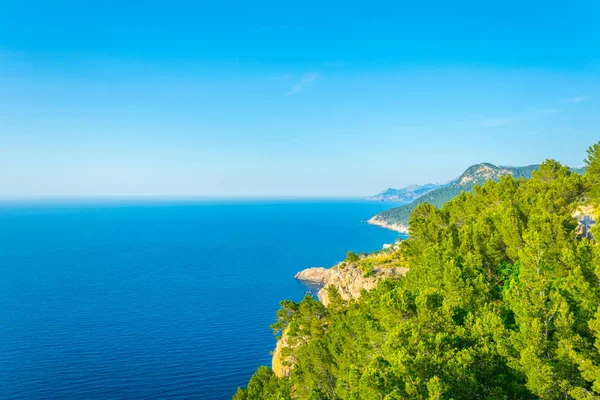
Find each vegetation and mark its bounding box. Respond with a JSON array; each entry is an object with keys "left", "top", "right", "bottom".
[
  {"left": 368, "top": 183, "right": 450, "bottom": 202},
  {"left": 585, "top": 142, "right": 600, "bottom": 205},
  {"left": 345, "top": 251, "right": 359, "bottom": 263},
  {"left": 235, "top": 143, "right": 600, "bottom": 399},
  {"left": 374, "top": 163, "right": 585, "bottom": 229},
  {"left": 353, "top": 248, "right": 406, "bottom": 274},
  {"left": 342, "top": 244, "right": 407, "bottom": 277}
]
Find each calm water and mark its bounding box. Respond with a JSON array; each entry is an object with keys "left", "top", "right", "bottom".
[{"left": 0, "top": 200, "right": 401, "bottom": 399}]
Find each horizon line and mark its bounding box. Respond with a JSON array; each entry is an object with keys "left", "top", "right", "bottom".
[{"left": 0, "top": 195, "right": 376, "bottom": 203}]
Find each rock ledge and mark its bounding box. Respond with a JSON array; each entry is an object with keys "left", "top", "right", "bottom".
[{"left": 296, "top": 264, "right": 408, "bottom": 307}]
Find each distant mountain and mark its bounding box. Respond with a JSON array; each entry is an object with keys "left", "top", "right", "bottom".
[
  {"left": 369, "top": 163, "right": 541, "bottom": 233},
  {"left": 367, "top": 182, "right": 451, "bottom": 202},
  {"left": 571, "top": 166, "right": 587, "bottom": 175}
]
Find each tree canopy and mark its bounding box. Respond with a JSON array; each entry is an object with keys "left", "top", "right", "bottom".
[{"left": 235, "top": 142, "right": 600, "bottom": 400}]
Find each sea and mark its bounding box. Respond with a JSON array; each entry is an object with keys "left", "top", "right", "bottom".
[{"left": 0, "top": 199, "right": 402, "bottom": 399}]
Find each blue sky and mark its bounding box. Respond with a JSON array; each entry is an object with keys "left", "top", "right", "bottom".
[{"left": 1, "top": 0, "right": 599, "bottom": 197}]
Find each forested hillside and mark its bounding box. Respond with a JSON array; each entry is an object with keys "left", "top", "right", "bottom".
[
  {"left": 367, "top": 183, "right": 451, "bottom": 202},
  {"left": 234, "top": 142, "right": 600, "bottom": 400},
  {"left": 370, "top": 163, "right": 540, "bottom": 232},
  {"left": 371, "top": 164, "right": 586, "bottom": 232}
]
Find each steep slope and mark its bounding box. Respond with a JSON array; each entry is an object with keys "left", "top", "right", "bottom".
[
  {"left": 272, "top": 248, "right": 409, "bottom": 378},
  {"left": 235, "top": 157, "right": 598, "bottom": 400},
  {"left": 369, "top": 163, "right": 539, "bottom": 232},
  {"left": 295, "top": 263, "right": 408, "bottom": 307},
  {"left": 367, "top": 182, "right": 451, "bottom": 202}
]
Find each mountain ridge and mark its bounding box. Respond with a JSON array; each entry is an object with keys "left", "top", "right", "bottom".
[
  {"left": 369, "top": 162, "right": 546, "bottom": 233},
  {"left": 367, "top": 182, "right": 452, "bottom": 202}
]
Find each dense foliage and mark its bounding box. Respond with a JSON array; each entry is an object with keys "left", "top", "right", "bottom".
[
  {"left": 235, "top": 144, "right": 600, "bottom": 399},
  {"left": 374, "top": 163, "right": 585, "bottom": 228},
  {"left": 586, "top": 143, "right": 600, "bottom": 205}
]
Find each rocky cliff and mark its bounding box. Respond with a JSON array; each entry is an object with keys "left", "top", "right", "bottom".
[
  {"left": 295, "top": 263, "right": 408, "bottom": 307},
  {"left": 272, "top": 261, "right": 408, "bottom": 377},
  {"left": 367, "top": 216, "right": 409, "bottom": 234},
  {"left": 272, "top": 327, "right": 292, "bottom": 379}
]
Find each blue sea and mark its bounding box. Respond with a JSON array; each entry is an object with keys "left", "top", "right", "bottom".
[{"left": 0, "top": 200, "right": 401, "bottom": 399}]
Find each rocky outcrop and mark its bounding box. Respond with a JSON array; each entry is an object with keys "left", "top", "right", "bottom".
[
  {"left": 574, "top": 205, "right": 597, "bottom": 240},
  {"left": 278, "top": 259, "right": 408, "bottom": 375},
  {"left": 272, "top": 327, "right": 292, "bottom": 378},
  {"left": 294, "top": 267, "right": 331, "bottom": 286},
  {"left": 295, "top": 263, "right": 408, "bottom": 307},
  {"left": 367, "top": 216, "right": 409, "bottom": 234}
]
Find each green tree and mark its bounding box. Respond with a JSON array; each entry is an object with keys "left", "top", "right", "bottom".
[
  {"left": 585, "top": 141, "right": 600, "bottom": 204},
  {"left": 236, "top": 143, "right": 600, "bottom": 399},
  {"left": 233, "top": 366, "right": 291, "bottom": 400},
  {"left": 345, "top": 250, "right": 359, "bottom": 263}
]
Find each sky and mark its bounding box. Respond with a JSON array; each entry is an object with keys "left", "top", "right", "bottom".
[{"left": 0, "top": 0, "right": 599, "bottom": 197}]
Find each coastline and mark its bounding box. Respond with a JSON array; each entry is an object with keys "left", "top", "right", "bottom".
[{"left": 367, "top": 216, "right": 409, "bottom": 234}]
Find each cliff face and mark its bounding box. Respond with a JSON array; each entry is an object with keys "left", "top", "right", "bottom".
[
  {"left": 272, "top": 262, "right": 408, "bottom": 376},
  {"left": 367, "top": 216, "right": 409, "bottom": 234},
  {"left": 295, "top": 263, "right": 408, "bottom": 307},
  {"left": 272, "top": 327, "right": 292, "bottom": 379}
]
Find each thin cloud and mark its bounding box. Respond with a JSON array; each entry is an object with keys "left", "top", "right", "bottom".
[
  {"left": 567, "top": 95, "right": 591, "bottom": 103},
  {"left": 284, "top": 72, "right": 321, "bottom": 96}
]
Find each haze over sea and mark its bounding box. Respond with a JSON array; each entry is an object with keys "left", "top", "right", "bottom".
[{"left": 0, "top": 200, "right": 400, "bottom": 399}]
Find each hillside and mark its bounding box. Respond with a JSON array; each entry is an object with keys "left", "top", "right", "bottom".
[
  {"left": 369, "top": 163, "right": 539, "bottom": 232},
  {"left": 234, "top": 145, "right": 600, "bottom": 399},
  {"left": 367, "top": 182, "right": 451, "bottom": 202}
]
